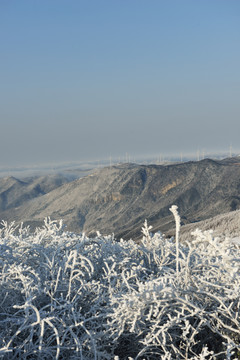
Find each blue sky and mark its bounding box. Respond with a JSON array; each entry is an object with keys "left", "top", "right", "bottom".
[{"left": 1, "top": 1, "right": 240, "bottom": 167}]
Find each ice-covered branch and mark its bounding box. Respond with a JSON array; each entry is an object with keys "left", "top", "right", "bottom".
[{"left": 0, "top": 215, "right": 240, "bottom": 359}]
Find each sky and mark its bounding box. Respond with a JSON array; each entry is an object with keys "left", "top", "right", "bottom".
[{"left": 1, "top": 0, "right": 240, "bottom": 167}]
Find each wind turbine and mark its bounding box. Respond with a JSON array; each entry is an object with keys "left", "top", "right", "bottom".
[{"left": 229, "top": 144, "right": 232, "bottom": 158}]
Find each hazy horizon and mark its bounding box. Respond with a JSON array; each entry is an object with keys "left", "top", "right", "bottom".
[
  {"left": 1, "top": 1, "right": 240, "bottom": 167},
  {"left": 1, "top": 150, "right": 239, "bottom": 180}
]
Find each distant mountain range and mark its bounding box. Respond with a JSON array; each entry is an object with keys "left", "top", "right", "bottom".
[
  {"left": 1, "top": 157, "right": 240, "bottom": 239},
  {"left": 0, "top": 174, "right": 69, "bottom": 212}
]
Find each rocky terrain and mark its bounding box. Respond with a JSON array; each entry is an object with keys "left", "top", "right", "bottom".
[{"left": 1, "top": 156, "right": 240, "bottom": 239}]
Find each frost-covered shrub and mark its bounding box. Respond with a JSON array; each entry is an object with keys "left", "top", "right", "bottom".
[{"left": 0, "top": 211, "right": 240, "bottom": 359}]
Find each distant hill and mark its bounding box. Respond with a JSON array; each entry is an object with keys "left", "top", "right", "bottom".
[
  {"left": 0, "top": 174, "right": 70, "bottom": 212},
  {"left": 1, "top": 157, "right": 240, "bottom": 239}
]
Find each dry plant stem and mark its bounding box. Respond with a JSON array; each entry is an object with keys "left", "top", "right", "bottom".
[{"left": 170, "top": 205, "right": 181, "bottom": 280}]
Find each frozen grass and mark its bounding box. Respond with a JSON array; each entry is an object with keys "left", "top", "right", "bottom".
[{"left": 0, "top": 208, "right": 240, "bottom": 359}]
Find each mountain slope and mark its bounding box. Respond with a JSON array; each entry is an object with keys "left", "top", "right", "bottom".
[
  {"left": 2, "top": 157, "right": 240, "bottom": 239},
  {"left": 0, "top": 174, "right": 70, "bottom": 212},
  {"left": 169, "top": 209, "right": 240, "bottom": 243}
]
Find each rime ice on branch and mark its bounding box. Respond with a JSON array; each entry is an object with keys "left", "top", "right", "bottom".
[{"left": 0, "top": 210, "right": 240, "bottom": 359}]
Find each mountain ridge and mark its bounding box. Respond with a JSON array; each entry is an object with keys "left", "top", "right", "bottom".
[{"left": 1, "top": 157, "right": 240, "bottom": 239}]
